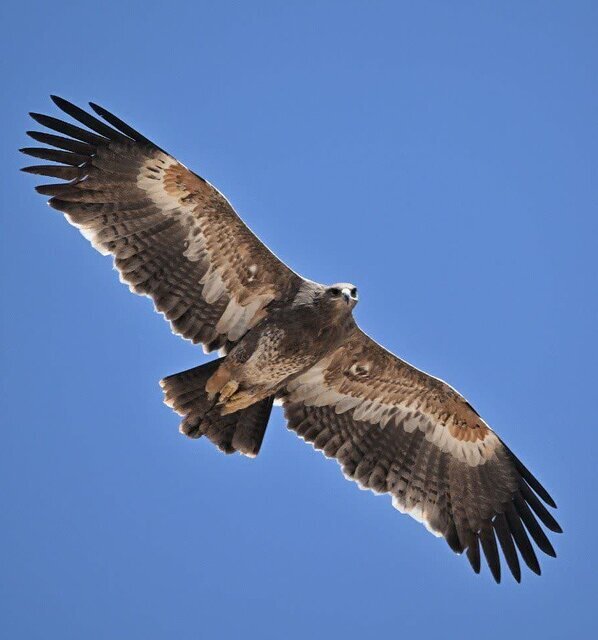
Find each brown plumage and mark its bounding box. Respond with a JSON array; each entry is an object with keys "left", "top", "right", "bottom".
[{"left": 21, "top": 96, "right": 561, "bottom": 583}]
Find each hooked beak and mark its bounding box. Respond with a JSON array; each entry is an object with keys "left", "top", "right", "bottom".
[{"left": 341, "top": 288, "right": 352, "bottom": 304}]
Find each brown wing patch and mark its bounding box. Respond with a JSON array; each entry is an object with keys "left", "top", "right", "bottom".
[
  {"left": 448, "top": 420, "right": 490, "bottom": 442},
  {"left": 162, "top": 161, "right": 208, "bottom": 201}
]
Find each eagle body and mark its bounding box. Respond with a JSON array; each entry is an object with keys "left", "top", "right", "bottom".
[
  {"left": 21, "top": 96, "right": 562, "bottom": 583},
  {"left": 211, "top": 281, "right": 359, "bottom": 414}
]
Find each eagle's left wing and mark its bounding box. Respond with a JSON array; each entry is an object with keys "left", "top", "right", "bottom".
[
  {"left": 21, "top": 97, "right": 304, "bottom": 353},
  {"left": 282, "top": 327, "right": 561, "bottom": 582}
]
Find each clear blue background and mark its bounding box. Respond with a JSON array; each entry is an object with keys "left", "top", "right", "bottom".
[{"left": 2, "top": 1, "right": 596, "bottom": 638}]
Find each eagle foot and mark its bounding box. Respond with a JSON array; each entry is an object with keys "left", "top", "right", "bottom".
[
  {"left": 220, "top": 390, "right": 257, "bottom": 415},
  {"left": 217, "top": 380, "right": 240, "bottom": 404}
]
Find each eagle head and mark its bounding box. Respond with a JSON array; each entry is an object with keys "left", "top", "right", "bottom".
[{"left": 326, "top": 283, "right": 359, "bottom": 310}]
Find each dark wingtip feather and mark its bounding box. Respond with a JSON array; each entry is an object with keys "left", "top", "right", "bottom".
[
  {"left": 50, "top": 95, "right": 128, "bottom": 142},
  {"left": 519, "top": 480, "right": 563, "bottom": 533},
  {"left": 50, "top": 94, "right": 69, "bottom": 109},
  {"left": 505, "top": 503, "right": 541, "bottom": 575},
  {"left": 29, "top": 111, "right": 107, "bottom": 145},
  {"left": 552, "top": 522, "right": 563, "bottom": 534},
  {"left": 502, "top": 442, "right": 557, "bottom": 508},
  {"left": 21, "top": 164, "right": 80, "bottom": 179},
  {"left": 35, "top": 184, "right": 57, "bottom": 195},
  {"left": 89, "top": 101, "right": 155, "bottom": 147},
  {"left": 47, "top": 197, "right": 69, "bottom": 212},
  {"left": 466, "top": 537, "right": 481, "bottom": 574},
  {"left": 480, "top": 524, "right": 501, "bottom": 583},
  {"left": 26, "top": 130, "right": 93, "bottom": 155},
  {"left": 493, "top": 513, "right": 521, "bottom": 582},
  {"left": 34, "top": 183, "right": 74, "bottom": 197},
  {"left": 19, "top": 147, "right": 87, "bottom": 166},
  {"left": 444, "top": 522, "right": 463, "bottom": 554},
  {"left": 514, "top": 494, "right": 558, "bottom": 558}
]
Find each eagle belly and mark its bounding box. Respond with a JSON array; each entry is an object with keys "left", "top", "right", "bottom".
[{"left": 216, "top": 310, "right": 349, "bottom": 414}]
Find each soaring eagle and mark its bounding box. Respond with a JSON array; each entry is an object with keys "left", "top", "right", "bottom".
[{"left": 22, "top": 96, "right": 561, "bottom": 582}]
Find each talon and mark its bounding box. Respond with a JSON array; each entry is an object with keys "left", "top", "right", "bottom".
[
  {"left": 221, "top": 391, "right": 256, "bottom": 414},
  {"left": 218, "top": 380, "right": 239, "bottom": 403}
]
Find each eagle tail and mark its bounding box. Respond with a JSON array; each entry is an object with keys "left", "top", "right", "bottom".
[{"left": 160, "top": 359, "right": 274, "bottom": 457}]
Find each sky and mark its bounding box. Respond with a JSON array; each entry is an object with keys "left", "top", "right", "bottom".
[{"left": 1, "top": 1, "right": 597, "bottom": 638}]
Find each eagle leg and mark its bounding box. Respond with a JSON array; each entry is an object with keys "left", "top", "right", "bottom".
[
  {"left": 221, "top": 390, "right": 262, "bottom": 415},
  {"left": 218, "top": 380, "right": 240, "bottom": 403}
]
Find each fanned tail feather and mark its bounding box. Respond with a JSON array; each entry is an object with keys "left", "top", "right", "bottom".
[{"left": 161, "top": 359, "right": 273, "bottom": 457}]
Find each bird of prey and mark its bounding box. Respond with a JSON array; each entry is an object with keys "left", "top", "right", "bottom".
[{"left": 21, "top": 96, "right": 561, "bottom": 583}]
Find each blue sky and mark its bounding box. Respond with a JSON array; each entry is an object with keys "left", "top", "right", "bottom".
[{"left": 2, "top": 1, "right": 596, "bottom": 638}]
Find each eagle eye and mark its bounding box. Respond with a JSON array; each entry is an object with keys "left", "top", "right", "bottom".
[
  {"left": 329, "top": 287, "right": 341, "bottom": 296},
  {"left": 350, "top": 287, "right": 358, "bottom": 298}
]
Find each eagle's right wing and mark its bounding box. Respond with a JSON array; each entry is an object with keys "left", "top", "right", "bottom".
[
  {"left": 21, "top": 96, "right": 304, "bottom": 352},
  {"left": 282, "top": 327, "right": 561, "bottom": 582}
]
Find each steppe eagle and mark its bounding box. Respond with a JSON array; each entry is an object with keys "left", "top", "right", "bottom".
[{"left": 21, "top": 96, "right": 561, "bottom": 582}]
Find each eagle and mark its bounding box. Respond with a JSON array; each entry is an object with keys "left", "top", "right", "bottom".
[{"left": 21, "top": 96, "right": 561, "bottom": 583}]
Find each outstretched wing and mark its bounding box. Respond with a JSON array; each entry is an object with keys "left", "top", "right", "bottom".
[
  {"left": 282, "top": 327, "right": 561, "bottom": 582},
  {"left": 21, "top": 96, "right": 303, "bottom": 352}
]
